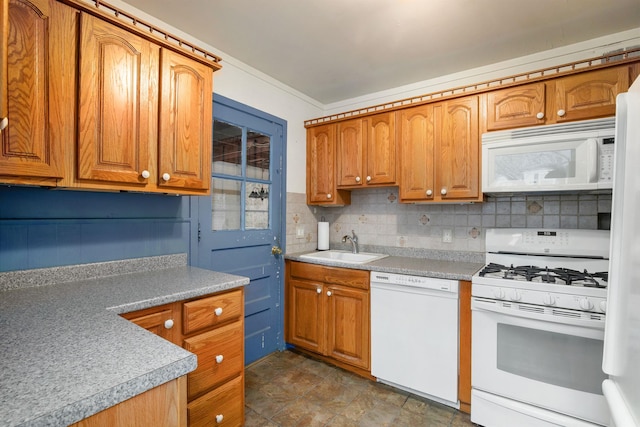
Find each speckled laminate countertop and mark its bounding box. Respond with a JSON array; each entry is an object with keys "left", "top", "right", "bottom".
[
  {"left": 285, "top": 250, "right": 484, "bottom": 281},
  {"left": 0, "top": 255, "right": 249, "bottom": 427}
]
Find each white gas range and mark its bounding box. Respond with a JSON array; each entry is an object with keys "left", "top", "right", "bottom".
[{"left": 471, "top": 228, "right": 611, "bottom": 427}]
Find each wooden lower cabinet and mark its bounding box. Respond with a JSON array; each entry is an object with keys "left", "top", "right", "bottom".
[
  {"left": 458, "top": 280, "right": 472, "bottom": 413},
  {"left": 121, "top": 288, "right": 245, "bottom": 427},
  {"left": 70, "top": 376, "right": 187, "bottom": 427},
  {"left": 285, "top": 261, "right": 370, "bottom": 376}
]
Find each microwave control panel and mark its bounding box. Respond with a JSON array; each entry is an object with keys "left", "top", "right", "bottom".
[{"left": 599, "top": 137, "right": 615, "bottom": 183}]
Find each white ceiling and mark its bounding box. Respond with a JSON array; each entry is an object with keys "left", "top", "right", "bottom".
[{"left": 122, "top": 0, "right": 640, "bottom": 104}]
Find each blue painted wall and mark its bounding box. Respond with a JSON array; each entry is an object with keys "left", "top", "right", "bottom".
[{"left": 0, "top": 186, "right": 194, "bottom": 272}]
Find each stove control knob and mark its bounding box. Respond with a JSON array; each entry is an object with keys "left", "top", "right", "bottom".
[
  {"left": 579, "top": 298, "right": 594, "bottom": 311},
  {"left": 543, "top": 294, "right": 556, "bottom": 306},
  {"left": 509, "top": 289, "right": 522, "bottom": 302},
  {"left": 493, "top": 288, "right": 505, "bottom": 299},
  {"left": 599, "top": 301, "right": 607, "bottom": 313}
]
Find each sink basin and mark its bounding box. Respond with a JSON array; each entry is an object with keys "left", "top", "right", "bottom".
[{"left": 299, "top": 250, "right": 388, "bottom": 264}]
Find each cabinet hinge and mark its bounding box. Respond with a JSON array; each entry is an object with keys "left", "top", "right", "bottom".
[{"left": 197, "top": 222, "right": 201, "bottom": 242}]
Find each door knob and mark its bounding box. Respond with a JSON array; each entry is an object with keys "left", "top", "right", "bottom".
[{"left": 271, "top": 246, "right": 282, "bottom": 255}]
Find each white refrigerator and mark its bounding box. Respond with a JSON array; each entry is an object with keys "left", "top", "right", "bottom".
[{"left": 602, "top": 75, "right": 640, "bottom": 426}]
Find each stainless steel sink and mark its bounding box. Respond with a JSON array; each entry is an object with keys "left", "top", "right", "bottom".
[{"left": 299, "top": 250, "right": 388, "bottom": 264}]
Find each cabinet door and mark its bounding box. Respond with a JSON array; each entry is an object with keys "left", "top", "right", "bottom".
[
  {"left": 307, "top": 124, "right": 344, "bottom": 204},
  {"left": 366, "top": 112, "right": 396, "bottom": 185},
  {"left": 326, "top": 284, "right": 370, "bottom": 370},
  {"left": 485, "top": 82, "right": 546, "bottom": 131},
  {"left": 187, "top": 375, "right": 243, "bottom": 427},
  {"left": 0, "top": 0, "right": 7, "bottom": 133},
  {"left": 336, "top": 118, "right": 364, "bottom": 187},
  {"left": 286, "top": 278, "right": 325, "bottom": 354},
  {"left": 124, "top": 306, "right": 176, "bottom": 343},
  {"left": 158, "top": 49, "right": 212, "bottom": 191},
  {"left": 398, "top": 104, "right": 435, "bottom": 201},
  {"left": 77, "top": 13, "right": 156, "bottom": 185},
  {"left": 0, "top": 0, "right": 73, "bottom": 181},
  {"left": 554, "top": 67, "right": 629, "bottom": 123},
  {"left": 436, "top": 96, "right": 480, "bottom": 200}
]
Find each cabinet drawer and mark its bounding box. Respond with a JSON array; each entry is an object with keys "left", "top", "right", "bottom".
[
  {"left": 183, "top": 320, "right": 243, "bottom": 399},
  {"left": 183, "top": 289, "right": 242, "bottom": 335},
  {"left": 187, "top": 374, "right": 244, "bottom": 427},
  {"left": 289, "top": 262, "right": 369, "bottom": 290}
]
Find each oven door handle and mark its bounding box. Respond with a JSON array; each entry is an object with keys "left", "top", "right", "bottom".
[{"left": 472, "top": 297, "right": 605, "bottom": 329}]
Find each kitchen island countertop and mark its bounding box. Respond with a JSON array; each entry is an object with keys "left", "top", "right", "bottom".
[{"left": 0, "top": 255, "right": 249, "bottom": 427}]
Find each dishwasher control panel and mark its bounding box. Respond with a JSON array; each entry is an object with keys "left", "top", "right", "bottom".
[{"left": 370, "top": 271, "right": 456, "bottom": 292}]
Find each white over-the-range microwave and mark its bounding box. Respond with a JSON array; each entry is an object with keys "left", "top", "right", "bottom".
[{"left": 482, "top": 117, "right": 615, "bottom": 194}]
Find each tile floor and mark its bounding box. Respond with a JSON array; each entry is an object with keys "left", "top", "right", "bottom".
[{"left": 244, "top": 350, "right": 476, "bottom": 427}]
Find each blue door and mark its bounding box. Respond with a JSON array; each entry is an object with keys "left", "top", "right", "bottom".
[{"left": 193, "top": 94, "right": 286, "bottom": 364}]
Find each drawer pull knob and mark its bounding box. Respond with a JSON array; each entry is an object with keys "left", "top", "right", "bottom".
[
  {"left": 536, "top": 112, "right": 544, "bottom": 119},
  {"left": 0, "top": 117, "right": 8, "bottom": 131},
  {"left": 557, "top": 109, "right": 566, "bottom": 117},
  {"left": 214, "top": 307, "right": 223, "bottom": 316},
  {"left": 141, "top": 170, "right": 150, "bottom": 179},
  {"left": 366, "top": 175, "right": 371, "bottom": 182},
  {"left": 163, "top": 319, "right": 174, "bottom": 329},
  {"left": 355, "top": 176, "right": 361, "bottom": 182},
  {"left": 326, "top": 291, "right": 332, "bottom": 297},
  {"left": 317, "top": 288, "right": 321, "bottom": 294},
  {"left": 216, "top": 414, "right": 224, "bottom": 423},
  {"left": 162, "top": 172, "right": 171, "bottom": 181},
  {"left": 215, "top": 354, "right": 224, "bottom": 364}
]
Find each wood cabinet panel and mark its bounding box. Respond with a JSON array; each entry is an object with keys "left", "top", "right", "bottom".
[
  {"left": 123, "top": 304, "right": 176, "bottom": 343},
  {"left": 158, "top": 49, "right": 212, "bottom": 191},
  {"left": 553, "top": 66, "right": 629, "bottom": 122},
  {"left": 0, "top": 0, "right": 7, "bottom": 131},
  {"left": 326, "top": 284, "right": 370, "bottom": 370},
  {"left": 183, "top": 320, "right": 243, "bottom": 400},
  {"left": 336, "top": 118, "right": 364, "bottom": 187},
  {"left": 436, "top": 96, "right": 480, "bottom": 200},
  {"left": 77, "top": 12, "right": 156, "bottom": 185},
  {"left": 398, "top": 104, "right": 435, "bottom": 201},
  {"left": 285, "top": 261, "right": 370, "bottom": 374},
  {"left": 286, "top": 278, "right": 325, "bottom": 354},
  {"left": 187, "top": 375, "right": 243, "bottom": 427},
  {"left": 71, "top": 376, "right": 187, "bottom": 427},
  {"left": 307, "top": 124, "right": 350, "bottom": 205},
  {"left": 485, "top": 82, "right": 546, "bottom": 131},
  {"left": 0, "top": 0, "right": 74, "bottom": 182},
  {"left": 458, "top": 280, "right": 472, "bottom": 414},
  {"left": 182, "top": 289, "right": 242, "bottom": 335},
  {"left": 366, "top": 112, "right": 396, "bottom": 185}
]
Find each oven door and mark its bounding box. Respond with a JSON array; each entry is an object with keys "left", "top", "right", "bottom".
[{"left": 472, "top": 297, "right": 609, "bottom": 426}]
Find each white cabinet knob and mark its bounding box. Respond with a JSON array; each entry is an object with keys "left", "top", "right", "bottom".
[
  {"left": 355, "top": 176, "right": 361, "bottom": 182},
  {"left": 366, "top": 176, "right": 371, "bottom": 182},
  {"left": 326, "top": 291, "right": 332, "bottom": 297},
  {"left": 164, "top": 319, "right": 174, "bottom": 329},
  {"left": 214, "top": 307, "right": 223, "bottom": 316},
  {"left": 0, "top": 117, "right": 8, "bottom": 131},
  {"left": 557, "top": 109, "right": 566, "bottom": 117},
  {"left": 327, "top": 193, "right": 332, "bottom": 199},
  {"left": 316, "top": 288, "right": 322, "bottom": 294},
  {"left": 426, "top": 189, "right": 433, "bottom": 196},
  {"left": 441, "top": 188, "right": 447, "bottom": 195},
  {"left": 215, "top": 354, "right": 224, "bottom": 364},
  {"left": 162, "top": 172, "right": 171, "bottom": 181},
  {"left": 215, "top": 414, "right": 224, "bottom": 423},
  {"left": 141, "top": 170, "right": 150, "bottom": 179},
  {"left": 536, "top": 112, "right": 544, "bottom": 119}
]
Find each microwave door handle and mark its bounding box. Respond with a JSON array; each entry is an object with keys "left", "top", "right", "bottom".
[{"left": 586, "top": 138, "right": 598, "bottom": 182}]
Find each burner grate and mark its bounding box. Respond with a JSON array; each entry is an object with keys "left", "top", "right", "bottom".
[{"left": 478, "top": 263, "right": 607, "bottom": 288}]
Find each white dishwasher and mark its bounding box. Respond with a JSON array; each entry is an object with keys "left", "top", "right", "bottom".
[{"left": 370, "top": 271, "right": 459, "bottom": 408}]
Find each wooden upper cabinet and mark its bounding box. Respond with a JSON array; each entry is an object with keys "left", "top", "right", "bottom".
[
  {"left": 0, "top": 0, "right": 7, "bottom": 134},
  {"left": 337, "top": 112, "right": 396, "bottom": 188},
  {"left": 484, "top": 82, "right": 546, "bottom": 131},
  {"left": 0, "top": 0, "right": 75, "bottom": 184},
  {"left": 307, "top": 124, "right": 350, "bottom": 205},
  {"left": 398, "top": 104, "right": 435, "bottom": 201},
  {"left": 553, "top": 66, "right": 629, "bottom": 123},
  {"left": 77, "top": 13, "right": 156, "bottom": 187},
  {"left": 436, "top": 96, "right": 480, "bottom": 201},
  {"left": 158, "top": 49, "right": 212, "bottom": 192}
]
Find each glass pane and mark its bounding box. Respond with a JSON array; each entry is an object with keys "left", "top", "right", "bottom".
[
  {"left": 212, "top": 120, "right": 242, "bottom": 176},
  {"left": 245, "top": 183, "right": 269, "bottom": 229},
  {"left": 495, "top": 149, "right": 576, "bottom": 183},
  {"left": 247, "top": 130, "right": 270, "bottom": 180},
  {"left": 497, "top": 324, "right": 605, "bottom": 395},
  {"left": 211, "top": 178, "right": 241, "bottom": 231}
]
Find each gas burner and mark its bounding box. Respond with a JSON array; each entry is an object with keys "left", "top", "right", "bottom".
[{"left": 478, "top": 263, "right": 608, "bottom": 288}]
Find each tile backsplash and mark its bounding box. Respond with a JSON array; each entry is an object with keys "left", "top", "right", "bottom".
[{"left": 285, "top": 189, "right": 611, "bottom": 254}]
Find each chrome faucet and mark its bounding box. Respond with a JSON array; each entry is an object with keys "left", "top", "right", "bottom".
[{"left": 342, "top": 230, "right": 359, "bottom": 254}]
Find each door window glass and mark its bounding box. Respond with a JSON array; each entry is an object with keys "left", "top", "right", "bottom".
[{"left": 211, "top": 120, "right": 271, "bottom": 231}]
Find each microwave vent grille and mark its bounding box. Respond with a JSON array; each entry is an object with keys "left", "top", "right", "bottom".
[{"left": 482, "top": 117, "right": 615, "bottom": 143}]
